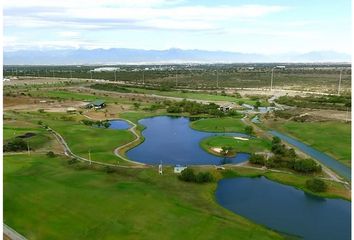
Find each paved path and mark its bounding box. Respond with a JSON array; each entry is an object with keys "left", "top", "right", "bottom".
[{"left": 3, "top": 224, "right": 27, "bottom": 240}]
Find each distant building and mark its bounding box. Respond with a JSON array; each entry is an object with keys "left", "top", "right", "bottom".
[
  {"left": 86, "top": 100, "right": 106, "bottom": 109},
  {"left": 219, "top": 104, "right": 233, "bottom": 112},
  {"left": 174, "top": 165, "right": 187, "bottom": 174}
]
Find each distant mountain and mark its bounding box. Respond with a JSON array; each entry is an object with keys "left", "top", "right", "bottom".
[{"left": 3, "top": 48, "right": 351, "bottom": 65}]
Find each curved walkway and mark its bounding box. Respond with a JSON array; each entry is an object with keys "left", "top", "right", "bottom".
[{"left": 3, "top": 224, "right": 27, "bottom": 240}]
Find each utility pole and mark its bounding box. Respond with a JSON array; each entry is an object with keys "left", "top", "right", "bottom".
[
  {"left": 37, "top": 70, "right": 40, "bottom": 77},
  {"left": 338, "top": 69, "right": 343, "bottom": 96},
  {"left": 88, "top": 149, "right": 92, "bottom": 165},
  {"left": 70, "top": 70, "right": 73, "bottom": 79},
  {"left": 90, "top": 71, "right": 93, "bottom": 80},
  {"left": 216, "top": 70, "right": 219, "bottom": 88},
  {"left": 52, "top": 70, "right": 55, "bottom": 78},
  {"left": 175, "top": 73, "right": 178, "bottom": 87},
  {"left": 114, "top": 70, "right": 117, "bottom": 81},
  {"left": 27, "top": 141, "right": 30, "bottom": 156},
  {"left": 142, "top": 71, "right": 145, "bottom": 85},
  {"left": 345, "top": 107, "right": 350, "bottom": 123},
  {"left": 270, "top": 67, "right": 275, "bottom": 91}
]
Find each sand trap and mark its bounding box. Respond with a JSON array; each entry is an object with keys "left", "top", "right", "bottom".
[
  {"left": 211, "top": 147, "right": 223, "bottom": 153},
  {"left": 234, "top": 137, "right": 249, "bottom": 141}
]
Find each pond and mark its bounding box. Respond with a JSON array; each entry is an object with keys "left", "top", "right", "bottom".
[
  {"left": 108, "top": 120, "right": 132, "bottom": 130},
  {"left": 269, "top": 130, "right": 351, "bottom": 180},
  {"left": 216, "top": 177, "right": 351, "bottom": 240},
  {"left": 126, "top": 116, "right": 251, "bottom": 165}
]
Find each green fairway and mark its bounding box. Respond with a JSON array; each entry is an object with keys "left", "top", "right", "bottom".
[
  {"left": 3, "top": 123, "right": 53, "bottom": 151},
  {"left": 4, "top": 153, "right": 282, "bottom": 240},
  {"left": 190, "top": 117, "right": 246, "bottom": 133},
  {"left": 200, "top": 136, "right": 271, "bottom": 156},
  {"left": 271, "top": 121, "right": 351, "bottom": 167},
  {"left": 5, "top": 112, "right": 136, "bottom": 165}
]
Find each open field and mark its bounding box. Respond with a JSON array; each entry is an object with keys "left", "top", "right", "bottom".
[
  {"left": 265, "top": 120, "right": 351, "bottom": 167},
  {"left": 4, "top": 153, "right": 283, "bottom": 240},
  {"left": 4, "top": 64, "right": 351, "bottom": 93},
  {"left": 190, "top": 117, "right": 246, "bottom": 133}
]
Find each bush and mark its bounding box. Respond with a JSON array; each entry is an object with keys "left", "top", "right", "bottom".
[
  {"left": 293, "top": 158, "right": 321, "bottom": 173},
  {"left": 244, "top": 125, "right": 254, "bottom": 135},
  {"left": 178, "top": 168, "right": 196, "bottom": 182},
  {"left": 196, "top": 172, "right": 214, "bottom": 183},
  {"left": 249, "top": 154, "right": 265, "bottom": 165},
  {"left": 3, "top": 138, "right": 28, "bottom": 152},
  {"left": 46, "top": 151, "right": 56, "bottom": 158},
  {"left": 104, "top": 166, "right": 116, "bottom": 173},
  {"left": 178, "top": 169, "right": 214, "bottom": 183},
  {"left": 68, "top": 158, "right": 79, "bottom": 165},
  {"left": 306, "top": 178, "right": 327, "bottom": 192}
]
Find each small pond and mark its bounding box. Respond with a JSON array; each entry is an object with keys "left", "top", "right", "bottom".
[
  {"left": 107, "top": 120, "right": 132, "bottom": 130},
  {"left": 216, "top": 177, "right": 351, "bottom": 240},
  {"left": 126, "top": 116, "right": 251, "bottom": 165}
]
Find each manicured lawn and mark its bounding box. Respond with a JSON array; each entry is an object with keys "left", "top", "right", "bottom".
[
  {"left": 3, "top": 123, "right": 53, "bottom": 151},
  {"left": 5, "top": 112, "right": 136, "bottom": 165},
  {"left": 4, "top": 153, "right": 282, "bottom": 240},
  {"left": 190, "top": 117, "right": 246, "bottom": 133},
  {"left": 273, "top": 121, "right": 351, "bottom": 167},
  {"left": 201, "top": 136, "right": 271, "bottom": 156}
]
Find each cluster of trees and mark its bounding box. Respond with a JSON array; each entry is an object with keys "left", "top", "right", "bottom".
[
  {"left": 165, "top": 99, "right": 241, "bottom": 117},
  {"left": 249, "top": 136, "right": 321, "bottom": 173},
  {"left": 306, "top": 178, "right": 327, "bottom": 192},
  {"left": 3, "top": 138, "right": 28, "bottom": 152},
  {"left": 82, "top": 119, "right": 111, "bottom": 128},
  {"left": 89, "top": 83, "right": 132, "bottom": 93},
  {"left": 276, "top": 95, "right": 351, "bottom": 111},
  {"left": 178, "top": 168, "right": 214, "bottom": 183}
]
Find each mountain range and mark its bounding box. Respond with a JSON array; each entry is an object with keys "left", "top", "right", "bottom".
[{"left": 3, "top": 48, "right": 351, "bottom": 65}]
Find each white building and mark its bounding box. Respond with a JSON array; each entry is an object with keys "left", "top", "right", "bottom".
[{"left": 174, "top": 165, "right": 187, "bottom": 174}]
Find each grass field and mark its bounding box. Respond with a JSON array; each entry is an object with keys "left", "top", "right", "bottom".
[
  {"left": 190, "top": 117, "right": 246, "bottom": 133},
  {"left": 4, "top": 153, "right": 283, "bottom": 240},
  {"left": 4, "top": 112, "right": 136, "bottom": 165},
  {"left": 268, "top": 120, "right": 351, "bottom": 167},
  {"left": 200, "top": 136, "right": 271, "bottom": 156}
]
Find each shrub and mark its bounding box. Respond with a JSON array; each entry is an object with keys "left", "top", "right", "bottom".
[
  {"left": 244, "top": 125, "right": 254, "bottom": 135},
  {"left": 293, "top": 158, "right": 321, "bottom": 173},
  {"left": 196, "top": 172, "right": 214, "bottom": 183},
  {"left": 46, "top": 151, "right": 56, "bottom": 158},
  {"left": 306, "top": 178, "right": 327, "bottom": 192},
  {"left": 178, "top": 168, "right": 196, "bottom": 182},
  {"left": 249, "top": 154, "right": 265, "bottom": 165},
  {"left": 68, "top": 158, "right": 79, "bottom": 165},
  {"left": 104, "top": 166, "right": 116, "bottom": 173},
  {"left": 3, "top": 138, "right": 28, "bottom": 152}
]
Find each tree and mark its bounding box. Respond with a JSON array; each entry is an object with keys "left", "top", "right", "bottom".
[
  {"left": 133, "top": 102, "right": 141, "bottom": 109},
  {"left": 196, "top": 172, "right": 214, "bottom": 183},
  {"left": 272, "top": 136, "right": 281, "bottom": 145},
  {"left": 46, "top": 151, "right": 56, "bottom": 158},
  {"left": 221, "top": 146, "right": 233, "bottom": 157},
  {"left": 254, "top": 101, "right": 261, "bottom": 109},
  {"left": 249, "top": 154, "right": 265, "bottom": 165},
  {"left": 244, "top": 125, "right": 254, "bottom": 135},
  {"left": 293, "top": 158, "right": 321, "bottom": 173},
  {"left": 3, "top": 138, "right": 28, "bottom": 152},
  {"left": 178, "top": 168, "right": 196, "bottom": 182},
  {"left": 306, "top": 178, "right": 327, "bottom": 192}
]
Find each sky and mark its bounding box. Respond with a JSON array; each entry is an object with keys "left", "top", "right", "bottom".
[{"left": 3, "top": 0, "right": 352, "bottom": 54}]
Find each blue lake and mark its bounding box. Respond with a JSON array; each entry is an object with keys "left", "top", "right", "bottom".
[
  {"left": 126, "top": 116, "right": 250, "bottom": 165},
  {"left": 216, "top": 177, "right": 351, "bottom": 240},
  {"left": 108, "top": 120, "right": 132, "bottom": 130},
  {"left": 269, "top": 130, "right": 351, "bottom": 180}
]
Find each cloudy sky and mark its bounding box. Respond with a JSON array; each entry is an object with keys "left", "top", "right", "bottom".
[{"left": 3, "top": 0, "right": 352, "bottom": 54}]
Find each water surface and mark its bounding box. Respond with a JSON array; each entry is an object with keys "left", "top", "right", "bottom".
[
  {"left": 126, "top": 116, "right": 250, "bottom": 165},
  {"left": 216, "top": 177, "right": 351, "bottom": 240}
]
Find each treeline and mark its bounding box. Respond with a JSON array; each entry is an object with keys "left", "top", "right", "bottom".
[
  {"left": 82, "top": 119, "right": 111, "bottom": 128},
  {"left": 249, "top": 136, "right": 321, "bottom": 173},
  {"left": 165, "top": 99, "right": 241, "bottom": 117},
  {"left": 276, "top": 95, "right": 351, "bottom": 111},
  {"left": 89, "top": 83, "right": 132, "bottom": 93}
]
